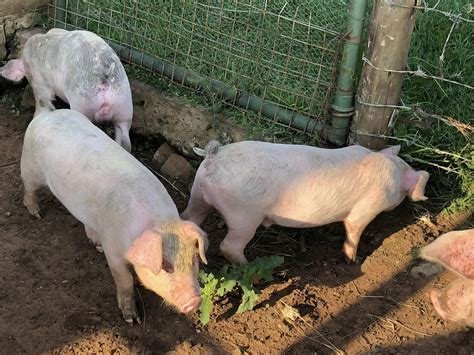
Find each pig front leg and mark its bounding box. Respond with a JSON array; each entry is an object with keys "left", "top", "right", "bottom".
[
  {"left": 84, "top": 225, "right": 104, "bottom": 253},
  {"left": 29, "top": 82, "right": 55, "bottom": 117},
  {"left": 103, "top": 250, "right": 140, "bottom": 324}
]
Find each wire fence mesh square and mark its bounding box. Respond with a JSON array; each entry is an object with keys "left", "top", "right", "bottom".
[{"left": 48, "top": 0, "right": 349, "bottom": 130}]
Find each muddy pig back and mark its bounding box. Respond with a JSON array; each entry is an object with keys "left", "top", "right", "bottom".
[
  {"left": 5, "top": 29, "right": 133, "bottom": 152},
  {"left": 420, "top": 229, "right": 474, "bottom": 326}
]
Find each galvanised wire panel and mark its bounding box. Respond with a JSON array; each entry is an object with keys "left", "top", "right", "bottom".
[{"left": 49, "top": 0, "right": 349, "bottom": 129}]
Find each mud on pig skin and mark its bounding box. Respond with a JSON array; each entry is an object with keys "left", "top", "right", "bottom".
[
  {"left": 0, "top": 28, "right": 133, "bottom": 152},
  {"left": 182, "top": 140, "right": 429, "bottom": 264},
  {"left": 420, "top": 229, "right": 474, "bottom": 327},
  {"left": 20, "top": 109, "right": 208, "bottom": 324}
]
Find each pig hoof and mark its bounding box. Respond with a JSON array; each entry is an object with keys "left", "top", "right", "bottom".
[
  {"left": 123, "top": 312, "right": 141, "bottom": 325},
  {"left": 344, "top": 255, "right": 362, "bottom": 265},
  {"left": 34, "top": 211, "right": 43, "bottom": 219}
]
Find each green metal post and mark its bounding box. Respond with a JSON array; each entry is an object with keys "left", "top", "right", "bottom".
[
  {"left": 54, "top": 0, "right": 67, "bottom": 29},
  {"left": 329, "top": 0, "right": 368, "bottom": 145}
]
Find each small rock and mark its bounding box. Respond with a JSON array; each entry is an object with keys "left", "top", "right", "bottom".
[
  {"left": 152, "top": 142, "right": 175, "bottom": 166},
  {"left": 277, "top": 322, "right": 290, "bottom": 333},
  {"left": 4, "top": 211, "right": 11, "bottom": 217},
  {"left": 281, "top": 304, "right": 300, "bottom": 321},
  {"left": 160, "top": 154, "right": 195, "bottom": 179},
  {"left": 181, "top": 340, "right": 192, "bottom": 349},
  {"left": 410, "top": 261, "right": 444, "bottom": 278},
  {"left": 15, "top": 27, "right": 45, "bottom": 55}
]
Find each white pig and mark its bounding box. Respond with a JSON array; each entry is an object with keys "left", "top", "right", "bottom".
[
  {"left": 420, "top": 229, "right": 474, "bottom": 326},
  {"left": 21, "top": 109, "right": 207, "bottom": 323},
  {"left": 1, "top": 28, "right": 133, "bottom": 152},
  {"left": 181, "top": 140, "right": 429, "bottom": 264}
]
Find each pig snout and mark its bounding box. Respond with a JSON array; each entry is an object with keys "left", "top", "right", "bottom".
[{"left": 178, "top": 295, "right": 202, "bottom": 314}]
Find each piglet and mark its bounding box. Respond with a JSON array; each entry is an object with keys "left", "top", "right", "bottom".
[
  {"left": 1, "top": 28, "right": 133, "bottom": 152},
  {"left": 21, "top": 109, "right": 207, "bottom": 323},
  {"left": 420, "top": 229, "right": 474, "bottom": 326},
  {"left": 182, "top": 140, "right": 429, "bottom": 264}
]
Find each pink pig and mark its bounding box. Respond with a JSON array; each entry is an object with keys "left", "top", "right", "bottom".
[
  {"left": 420, "top": 229, "right": 474, "bottom": 326},
  {"left": 181, "top": 140, "right": 429, "bottom": 264},
  {"left": 1, "top": 28, "right": 133, "bottom": 152},
  {"left": 21, "top": 109, "right": 207, "bottom": 323}
]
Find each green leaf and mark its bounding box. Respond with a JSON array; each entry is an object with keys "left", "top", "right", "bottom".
[
  {"left": 216, "top": 279, "right": 237, "bottom": 297},
  {"left": 199, "top": 293, "right": 213, "bottom": 325},
  {"left": 236, "top": 284, "right": 259, "bottom": 313}
]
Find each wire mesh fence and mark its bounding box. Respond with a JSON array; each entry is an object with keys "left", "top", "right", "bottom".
[{"left": 48, "top": 0, "right": 350, "bottom": 132}]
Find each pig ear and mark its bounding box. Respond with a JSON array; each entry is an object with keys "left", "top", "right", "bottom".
[
  {"left": 126, "top": 229, "right": 163, "bottom": 275},
  {"left": 420, "top": 230, "right": 474, "bottom": 279},
  {"left": 379, "top": 145, "right": 401, "bottom": 156},
  {"left": 406, "top": 170, "right": 429, "bottom": 201},
  {"left": 1, "top": 59, "right": 26, "bottom": 82},
  {"left": 182, "top": 221, "right": 208, "bottom": 265}
]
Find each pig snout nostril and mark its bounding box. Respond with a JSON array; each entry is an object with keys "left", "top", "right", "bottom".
[{"left": 179, "top": 296, "right": 202, "bottom": 314}]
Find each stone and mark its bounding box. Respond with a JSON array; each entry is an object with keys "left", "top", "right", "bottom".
[
  {"left": 15, "top": 27, "right": 45, "bottom": 55},
  {"left": 130, "top": 80, "right": 249, "bottom": 156},
  {"left": 410, "top": 261, "right": 444, "bottom": 278},
  {"left": 152, "top": 142, "right": 175, "bottom": 167},
  {"left": 160, "top": 154, "right": 195, "bottom": 179}
]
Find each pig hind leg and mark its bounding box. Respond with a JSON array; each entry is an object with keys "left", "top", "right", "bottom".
[
  {"left": 181, "top": 186, "right": 213, "bottom": 225},
  {"left": 84, "top": 225, "right": 103, "bottom": 253},
  {"left": 21, "top": 166, "right": 43, "bottom": 219},
  {"left": 22, "top": 184, "right": 42, "bottom": 218},
  {"left": 103, "top": 248, "right": 140, "bottom": 324},
  {"left": 342, "top": 213, "right": 377, "bottom": 263},
  {"left": 219, "top": 213, "right": 263, "bottom": 264},
  {"left": 113, "top": 121, "right": 132, "bottom": 152}
]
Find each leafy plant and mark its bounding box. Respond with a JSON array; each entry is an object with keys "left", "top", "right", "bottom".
[{"left": 198, "top": 256, "right": 284, "bottom": 325}]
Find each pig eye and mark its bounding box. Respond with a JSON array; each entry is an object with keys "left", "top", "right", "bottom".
[{"left": 162, "top": 259, "right": 174, "bottom": 273}]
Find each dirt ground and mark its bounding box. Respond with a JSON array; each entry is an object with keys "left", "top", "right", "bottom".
[{"left": 0, "top": 89, "right": 473, "bottom": 354}]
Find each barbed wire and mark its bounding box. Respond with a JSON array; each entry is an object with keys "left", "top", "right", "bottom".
[
  {"left": 361, "top": 57, "right": 473, "bottom": 90},
  {"left": 355, "top": 96, "right": 474, "bottom": 142},
  {"left": 389, "top": 0, "right": 474, "bottom": 23}
]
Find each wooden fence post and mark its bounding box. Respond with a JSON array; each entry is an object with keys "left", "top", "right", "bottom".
[{"left": 349, "top": 0, "right": 419, "bottom": 150}]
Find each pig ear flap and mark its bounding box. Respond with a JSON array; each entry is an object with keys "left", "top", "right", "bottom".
[
  {"left": 182, "top": 222, "right": 208, "bottom": 265},
  {"left": 379, "top": 145, "right": 401, "bottom": 156},
  {"left": 420, "top": 230, "right": 474, "bottom": 279},
  {"left": 0, "top": 59, "right": 26, "bottom": 82},
  {"left": 409, "top": 171, "right": 429, "bottom": 201},
  {"left": 126, "top": 230, "right": 163, "bottom": 275}
]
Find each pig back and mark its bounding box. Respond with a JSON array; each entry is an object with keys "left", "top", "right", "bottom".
[
  {"left": 25, "top": 109, "right": 177, "bottom": 229},
  {"left": 201, "top": 141, "right": 405, "bottom": 226}
]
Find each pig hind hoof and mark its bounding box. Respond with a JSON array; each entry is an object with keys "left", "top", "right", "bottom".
[
  {"left": 122, "top": 311, "right": 141, "bottom": 325},
  {"left": 344, "top": 255, "right": 361, "bottom": 265}
]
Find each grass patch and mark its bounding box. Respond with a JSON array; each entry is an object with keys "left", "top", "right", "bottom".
[{"left": 395, "top": 0, "right": 473, "bottom": 212}]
